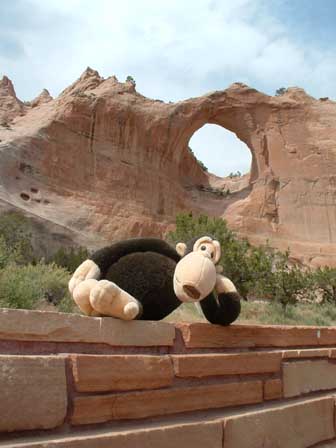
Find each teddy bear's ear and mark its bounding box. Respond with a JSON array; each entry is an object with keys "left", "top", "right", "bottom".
[{"left": 176, "top": 242, "right": 187, "bottom": 257}]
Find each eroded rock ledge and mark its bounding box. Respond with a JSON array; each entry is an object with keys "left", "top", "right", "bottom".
[{"left": 1, "top": 69, "right": 336, "bottom": 265}]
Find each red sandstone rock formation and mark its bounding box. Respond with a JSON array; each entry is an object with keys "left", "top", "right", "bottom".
[
  {"left": 28, "top": 89, "right": 53, "bottom": 108},
  {"left": 0, "top": 75, "right": 26, "bottom": 123},
  {"left": 0, "top": 68, "right": 335, "bottom": 265}
]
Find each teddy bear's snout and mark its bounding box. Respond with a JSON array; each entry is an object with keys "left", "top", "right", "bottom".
[{"left": 182, "top": 284, "right": 201, "bottom": 301}]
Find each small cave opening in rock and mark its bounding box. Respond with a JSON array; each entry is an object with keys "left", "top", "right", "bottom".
[
  {"left": 20, "top": 193, "right": 30, "bottom": 201},
  {"left": 188, "top": 124, "right": 252, "bottom": 179}
]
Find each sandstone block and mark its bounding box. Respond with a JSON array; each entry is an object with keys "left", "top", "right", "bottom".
[
  {"left": 328, "top": 349, "right": 336, "bottom": 358},
  {"left": 223, "top": 397, "right": 335, "bottom": 448},
  {"left": 71, "top": 354, "right": 174, "bottom": 392},
  {"left": 101, "top": 317, "right": 175, "bottom": 347},
  {"left": 283, "top": 360, "right": 336, "bottom": 397},
  {"left": 312, "top": 442, "right": 336, "bottom": 448},
  {"left": 178, "top": 323, "right": 323, "bottom": 348},
  {"left": 264, "top": 379, "right": 282, "bottom": 400},
  {"left": 282, "top": 348, "right": 330, "bottom": 359},
  {"left": 318, "top": 328, "right": 336, "bottom": 345},
  {"left": 0, "top": 308, "right": 175, "bottom": 346},
  {"left": 0, "top": 355, "right": 67, "bottom": 432},
  {"left": 172, "top": 352, "right": 281, "bottom": 378},
  {"left": 2, "top": 420, "right": 223, "bottom": 448},
  {"left": 71, "top": 380, "right": 262, "bottom": 425}
]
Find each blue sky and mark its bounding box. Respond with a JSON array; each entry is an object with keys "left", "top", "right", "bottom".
[{"left": 1, "top": 0, "right": 335, "bottom": 176}]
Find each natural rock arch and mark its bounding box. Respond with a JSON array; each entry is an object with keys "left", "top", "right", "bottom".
[
  {"left": 1, "top": 71, "right": 336, "bottom": 266},
  {"left": 188, "top": 123, "right": 252, "bottom": 179}
]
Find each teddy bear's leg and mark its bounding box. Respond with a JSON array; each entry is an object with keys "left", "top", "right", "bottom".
[
  {"left": 89, "top": 280, "right": 142, "bottom": 320},
  {"left": 72, "top": 279, "right": 101, "bottom": 316}
]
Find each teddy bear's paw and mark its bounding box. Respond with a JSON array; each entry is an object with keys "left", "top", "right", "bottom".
[
  {"left": 69, "top": 260, "right": 100, "bottom": 294},
  {"left": 72, "top": 278, "right": 98, "bottom": 315},
  {"left": 69, "top": 275, "right": 84, "bottom": 295},
  {"left": 123, "top": 302, "right": 141, "bottom": 320},
  {"left": 89, "top": 280, "right": 119, "bottom": 310}
]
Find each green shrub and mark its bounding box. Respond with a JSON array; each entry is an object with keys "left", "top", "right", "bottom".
[
  {"left": 0, "top": 212, "right": 35, "bottom": 264},
  {"left": 0, "top": 262, "right": 73, "bottom": 311},
  {"left": 50, "top": 246, "right": 89, "bottom": 273},
  {"left": 167, "top": 213, "right": 315, "bottom": 305},
  {"left": 275, "top": 87, "right": 287, "bottom": 96},
  {"left": 0, "top": 212, "right": 81, "bottom": 313},
  {"left": 187, "top": 147, "right": 208, "bottom": 172},
  {"left": 313, "top": 267, "right": 336, "bottom": 304},
  {"left": 126, "top": 75, "right": 136, "bottom": 85},
  {"left": 229, "top": 171, "right": 241, "bottom": 178},
  {"left": 269, "top": 255, "right": 313, "bottom": 309},
  {"left": 167, "top": 213, "right": 274, "bottom": 299},
  {"left": 0, "top": 236, "right": 27, "bottom": 268}
]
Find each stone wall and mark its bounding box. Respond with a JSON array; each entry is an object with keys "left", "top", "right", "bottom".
[{"left": 1, "top": 309, "right": 336, "bottom": 447}]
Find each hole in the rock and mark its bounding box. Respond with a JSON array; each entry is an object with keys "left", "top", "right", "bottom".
[
  {"left": 19, "top": 162, "right": 33, "bottom": 175},
  {"left": 20, "top": 193, "right": 30, "bottom": 201},
  {"left": 188, "top": 124, "right": 252, "bottom": 178},
  {"left": 30, "top": 187, "right": 39, "bottom": 194}
]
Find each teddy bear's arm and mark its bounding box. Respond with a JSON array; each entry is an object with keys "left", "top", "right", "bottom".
[{"left": 199, "top": 274, "right": 241, "bottom": 325}]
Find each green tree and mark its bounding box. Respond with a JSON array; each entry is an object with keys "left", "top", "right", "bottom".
[
  {"left": 263, "top": 251, "right": 313, "bottom": 309},
  {"left": 167, "top": 213, "right": 314, "bottom": 304},
  {"left": 126, "top": 75, "right": 136, "bottom": 85},
  {"left": 275, "top": 87, "right": 287, "bottom": 96},
  {"left": 313, "top": 267, "right": 336, "bottom": 304},
  {"left": 167, "top": 213, "right": 275, "bottom": 299}
]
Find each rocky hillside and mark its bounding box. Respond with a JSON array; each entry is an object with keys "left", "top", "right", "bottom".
[{"left": 0, "top": 68, "right": 335, "bottom": 265}]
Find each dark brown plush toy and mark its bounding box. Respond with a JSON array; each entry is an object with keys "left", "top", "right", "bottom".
[{"left": 69, "top": 236, "right": 241, "bottom": 325}]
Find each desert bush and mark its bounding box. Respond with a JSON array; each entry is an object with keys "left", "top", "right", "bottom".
[
  {"left": 0, "top": 236, "right": 27, "bottom": 268},
  {"left": 229, "top": 171, "right": 241, "bottom": 178},
  {"left": 0, "top": 262, "right": 72, "bottom": 311},
  {"left": 0, "top": 212, "right": 82, "bottom": 313},
  {"left": 167, "top": 213, "right": 274, "bottom": 299},
  {"left": 167, "top": 213, "right": 315, "bottom": 305},
  {"left": 126, "top": 75, "right": 136, "bottom": 85},
  {"left": 265, "top": 251, "right": 314, "bottom": 309},
  {"left": 313, "top": 267, "right": 336, "bottom": 304},
  {"left": 187, "top": 147, "right": 208, "bottom": 172},
  {"left": 275, "top": 87, "right": 287, "bottom": 96},
  {"left": 0, "top": 212, "right": 35, "bottom": 264},
  {"left": 51, "top": 246, "right": 90, "bottom": 273}
]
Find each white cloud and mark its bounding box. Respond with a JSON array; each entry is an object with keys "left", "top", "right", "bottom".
[{"left": 1, "top": 0, "right": 336, "bottom": 176}]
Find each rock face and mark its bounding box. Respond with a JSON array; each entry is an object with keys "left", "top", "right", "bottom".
[
  {"left": 0, "top": 69, "right": 336, "bottom": 265},
  {"left": 0, "top": 76, "right": 26, "bottom": 124},
  {"left": 28, "top": 89, "right": 53, "bottom": 108}
]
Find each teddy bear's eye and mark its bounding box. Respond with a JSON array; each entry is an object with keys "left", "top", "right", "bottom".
[
  {"left": 200, "top": 245, "right": 206, "bottom": 251},
  {"left": 210, "top": 252, "right": 214, "bottom": 258}
]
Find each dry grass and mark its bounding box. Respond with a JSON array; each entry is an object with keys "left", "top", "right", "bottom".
[{"left": 164, "top": 300, "right": 336, "bottom": 326}]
